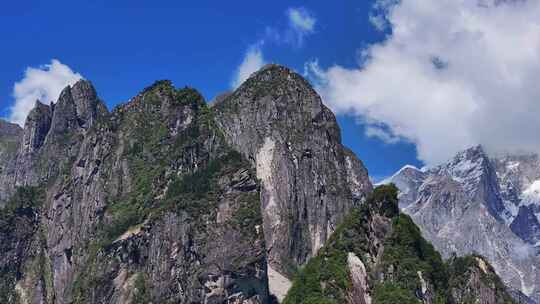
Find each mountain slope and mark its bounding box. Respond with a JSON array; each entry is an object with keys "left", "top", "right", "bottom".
[
  {"left": 214, "top": 64, "right": 373, "bottom": 298},
  {"left": 283, "top": 185, "right": 514, "bottom": 304},
  {"left": 0, "top": 66, "right": 372, "bottom": 303},
  {"left": 0, "top": 80, "right": 270, "bottom": 303},
  {"left": 0, "top": 66, "right": 514, "bottom": 304},
  {"left": 385, "top": 146, "right": 540, "bottom": 302}
]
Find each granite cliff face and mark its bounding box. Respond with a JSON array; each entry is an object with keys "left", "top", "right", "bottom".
[
  {"left": 385, "top": 146, "right": 540, "bottom": 303},
  {"left": 0, "top": 120, "right": 22, "bottom": 202},
  {"left": 0, "top": 65, "right": 514, "bottom": 304},
  {"left": 214, "top": 65, "right": 372, "bottom": 298},
  {"left": 0, "top": 66, "right": 372, "bottom": 303}
]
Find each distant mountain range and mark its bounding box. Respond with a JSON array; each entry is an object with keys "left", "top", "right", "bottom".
[{"left": 384, "top": 145, "right": 540, "bottom": 303}]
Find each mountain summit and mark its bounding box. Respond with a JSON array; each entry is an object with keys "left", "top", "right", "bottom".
[
  {"left": 0, "top": 66, "right": 516, "bottom": 304},
  {"left": 386, "top": 145, "right": 540, "bottom": 303}
]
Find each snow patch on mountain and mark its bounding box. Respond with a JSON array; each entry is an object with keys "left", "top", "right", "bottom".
[
  {"left": 522, "top": 180, "right": 540, "bottom": 206},
  {"left": 501, "top": 201, "right": 520, "bottom": 226},
  {"left": 377, "top": 164, "right": 421, "bottom": 186},
  {"left": 386, "top": 146, "right": 540, "bottom": 302}
]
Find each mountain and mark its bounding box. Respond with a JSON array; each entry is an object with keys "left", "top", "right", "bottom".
[
  {"left": 0, "top": 65, "right": 513, "bottom": 304},
  {"left": 214, "top": 65, "right": 373, "bottom": 284},
  {"left": 0, "top": 120, "right": 22, "bottom": 202},
  {"left": 384, "top": 145, "right": 540, "bottom": 302},
  {"left": 284, "top": 185, "right": 515, "bottom": 304},
  {"left": 0, "top": 65, "right": 372, "bottom": 303}
]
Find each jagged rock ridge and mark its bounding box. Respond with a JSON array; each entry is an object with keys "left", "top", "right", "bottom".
[
  {"left": 385, "top": 145, "right": 540, "bottom": 303},
  {"left": 0, "top": 65, "right": 514, "bottom": 304},
  {"left": 0, "top": 66, "right": 372, "bottom": 303},
  {"left": 283, "top": 185, "right": 515, "bottom": 304}
]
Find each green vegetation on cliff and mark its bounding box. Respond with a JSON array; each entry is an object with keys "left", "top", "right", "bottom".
[
  {"left": 284, "top": 184, "right": 399, "bottom": 304},
  {"left": 448, "top": 255, "right": 514, "bottom": 304},
  {"left": 72, "top": 81, "right": 265, "bottom": 303},
  {"left": 0, "top": 186, "right": 45, "bottom": 303},
  {"left": 283, "top": 184, "right": 515, "bottom": 304},
  {"left": 102, "top": 83, "right": 215, "bottom": 243},
  {"left": 376, "top": 213, "right": 448, "bottom": 303}
]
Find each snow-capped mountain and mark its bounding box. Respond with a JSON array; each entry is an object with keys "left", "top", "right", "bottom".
[
  {"left": 384, "top": 145, "right": 540, "bottom": 302},
  {"left": 493, "top": 154, "right": 540, "bottom": 246}
]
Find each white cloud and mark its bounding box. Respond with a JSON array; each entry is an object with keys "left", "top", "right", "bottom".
[
  {"left": 365, "top": 125, "right": 401, "bottom": 144},
  {"left": 286, "top": 7, "right": 316, "bottom": 47},
  {"left": 231, "top": 45, "right": 266, "bottom": 89},
  {"left": 369, "top": 13, "right": 387, "bottom": 31},
  {"left": 230, "top": 7, "right": 316, "bottom": 89},
  {"left": 306, "top": 0, "right": 540, "bottom": 165},
  {"left": 9, "top": 59, "right": 83, "bottom": 126}
]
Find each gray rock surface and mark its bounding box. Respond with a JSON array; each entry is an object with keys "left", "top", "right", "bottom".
[
  {"left": 0, "top": 67, "right": 373, "bottom": 303},
  {"left": 283, "top": 185, "right": 515, "bottom": 304},
  {"left": 0, "top": 119, "right": 22, "bottom": 203},
  {"left": 385, "top": 145, "right": 540, "bottom": 302},
  {"left": 214, "top": 64, "right": 373, "bottom": 298}
]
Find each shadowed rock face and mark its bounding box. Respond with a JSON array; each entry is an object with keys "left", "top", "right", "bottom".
[
  {"left": 0, "top": 69, "right": 373, "bottom": 304},
  {"left": 215, "top": 65, "right": 372, "bottom": 277},
  {"left": 386, "top": 146, "right": 540, "bottom": 303}
]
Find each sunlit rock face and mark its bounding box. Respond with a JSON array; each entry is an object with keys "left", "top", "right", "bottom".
[
  {"left": 386, "top": 146, "right": 540, "bottom": 302},
  {"left": 214, "top": 64, "right": 373, "bottom": 289}
]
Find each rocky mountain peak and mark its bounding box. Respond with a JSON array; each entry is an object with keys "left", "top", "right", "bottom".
[
  {"left": 284, "top": 185, "right": 515, "bottom": 304},
  {"left": 119, "top": 80, "right": 204, "bottom": 116},
  {"left": 381, "top": 165, "right": 426, "bottom": 209},
  {"left": 217, "top": 64, "right": 341, "bottom": 154},
  {"left": 430, "top": 144, "right": 507, "bottom": 218},
  {"left": 433, "top": 145, "right": 488, "bottom": 189},
  {"left": 386, "top": 145, "right": 540, "bottom": 302},
  {"left": 215, "top": 65, "right": 372, "bottom": 299},
  {"left": 235, "top": 64, "right": 326, "bottom": 119},
  {"left": 245, "top": 64, "right": 308, "bottom": 86},
  {"left": 70, "top": 79, "right": 107, "bottom": 128},
  {"left": 0, "top": 67, "right": 513, "bottom": 304},
  {"left": 48, "top": 80, "right": 107, "bottom": 133},
  {"left": 20, "top": 100, "right": 52, "bottom": 154}
]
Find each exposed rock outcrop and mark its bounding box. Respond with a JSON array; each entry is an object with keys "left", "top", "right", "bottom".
[
  {"left": 0, "top": 66, "right": 512, "bottom": 304},
  {"left": 385, "top": 146, "right": 540, "bottom": 302},
  {"left": 0, "top": 79, "right": 273, "bottom": 303},
  {"left": 214, "top": 65, "right": 373, "bottom": 292}
]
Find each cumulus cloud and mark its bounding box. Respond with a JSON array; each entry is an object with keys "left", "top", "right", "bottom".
[
  {"left": 368, "top": 14, "right": 387, "bottom": 32},
  {"left": 9, "top": 59, "right": 83, "bottom": 126},
  {"left": 286, "top": 7, "right": 316, "bottom": 47},
  {"left": 231, "top": 45, "right": 266, "bottom": 89},
  {"left": 306, "top": 0, "right": 540, "bottom": 165},
  {"left": 365, "top": 125, "right": 401, "bottom": 144}
]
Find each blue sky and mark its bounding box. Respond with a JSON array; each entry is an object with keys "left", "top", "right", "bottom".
[{"left": 0, "top": 0, "right": 451, "bottom": 180}]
